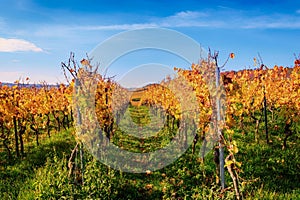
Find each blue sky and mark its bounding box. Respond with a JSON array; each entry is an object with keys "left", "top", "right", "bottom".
[{"left": 1, "top": 0, "right": 300, "bottom": 84}]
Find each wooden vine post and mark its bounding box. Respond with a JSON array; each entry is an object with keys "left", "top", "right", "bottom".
[
  {"left": 210, "top": 49, "right": 225, "bottom": 189},
  {"left": 215, "top": 58, "right": 225, "bottom": 189}
]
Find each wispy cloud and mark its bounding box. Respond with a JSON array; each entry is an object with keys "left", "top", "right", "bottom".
[
  {"left": 0, "top": 71, "right": 25, "bottom": 83},
  {"left": 10, "top": 9, "right": 300, "bottom": 40},
  {"left": 70, "top": 10, "right": 300, "bottom": 31},
  {"left": 0, "top": 37, "right": 43, "bottom": 52},
  {"left": 169, "top": 10, "right": 208, "bottom": 19},
  {"left": 164, "top": 10, "right": 300, "bottom": 29},
  {"left": 74, "top": 23, "right": 158, "bottom": 31},
  {"left": 0, "top": 70, "right": 65, "bottom": 84},
  {"left": 70, "top": 11, "right": 223, "bottom": 32},
  {"left": 240, "top": 14, "right": 300, "bottom": 29},
  {"left": 159, "top": 10, "right": 223, "bottom": 28}
]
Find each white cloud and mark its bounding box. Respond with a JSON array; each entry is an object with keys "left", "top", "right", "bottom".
[
  {"left": 159, "top": 10, "right": 300, "bottom": 29},
  {"left": 74, "top": 23, "right": 158, "bottom": 31},
  {"left": 242, "top": 21, "right": 300, "bottom": 29},
  {"left": 240, "top": 14, "right": 300, "bottom": 29},
  {"left": 171, "top": 11, "right": 207, "bottom": 19},
  {"left": 72, "top": 10, "right": 300, "bottom": 31},
  {"left": 0, "top": 37, "right": 43, "bottom": 52},
  {"left": 0, "top": 71, "right": 25, "bottom": 83},
  {"left": 17, "top": 9, "right": 300, "bottom": 40},
  {"left": 71, "top": 11, "right": 219, "bottom": 31},
  {"left": 0, "top": 71, "right": 66, "bottom": 84},
  {"left": 158, "top": 11, "right": 221, "bottom": 28}
]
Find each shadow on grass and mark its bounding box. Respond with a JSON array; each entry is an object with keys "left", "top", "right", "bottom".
[
  {"left": 0, "top": 129, "right": 76, "bottom": 199},
  {"left": 236, "top": 133, "right": 300, "bottom": 194}
]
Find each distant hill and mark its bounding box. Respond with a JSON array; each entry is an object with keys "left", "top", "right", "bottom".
[{"left": 0, "top": 82, "right": 61, "bottom": 88}]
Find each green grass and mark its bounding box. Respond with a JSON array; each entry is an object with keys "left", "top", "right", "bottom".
[
  {"left": 0, "top": 129, "right": 76, "bottom": 199},
  {"left": 113, "top": 105, "right": 177, "bottom": 153},
  {"left": 0, "top": 115, "right": 299, "bottom": 199}
]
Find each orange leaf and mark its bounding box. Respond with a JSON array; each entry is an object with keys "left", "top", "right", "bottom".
[
  {"left": 230, "top": 53, "right": 235, "bottom": 59},
  {"left": 80, "top": 59, "right": 89, "bottom": 66}
]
